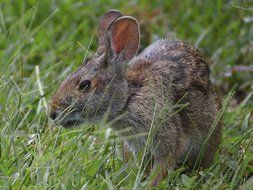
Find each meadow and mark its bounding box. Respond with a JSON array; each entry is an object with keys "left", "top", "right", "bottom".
[{"left": 0, "top": 0, "right": 253, "bottom": 189}]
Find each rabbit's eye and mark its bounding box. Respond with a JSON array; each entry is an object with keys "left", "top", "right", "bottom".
[{"left": 78, "top": 80, "right": 91, "bottom": 92}]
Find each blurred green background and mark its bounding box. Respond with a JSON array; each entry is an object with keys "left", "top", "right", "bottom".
[{"left": 0, "top": 0, "right": 253, "bottom": 189}]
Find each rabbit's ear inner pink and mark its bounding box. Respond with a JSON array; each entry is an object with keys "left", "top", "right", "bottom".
[
  {"left": 109, "top": 16, "right": 140, "bottom": 62},
  {"left": 98, "top": 10, "right": 123, "bottom": 46}
]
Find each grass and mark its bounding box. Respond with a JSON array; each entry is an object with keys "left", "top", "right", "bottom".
[{"left": 0, "top": 0, "right": 253, "bottom": 189}]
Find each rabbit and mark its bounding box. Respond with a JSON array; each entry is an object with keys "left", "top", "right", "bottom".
[{"left": 50, "top": 10, "right": 222, "bottom": 185}]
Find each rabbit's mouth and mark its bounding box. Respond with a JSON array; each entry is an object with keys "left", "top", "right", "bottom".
[
  {"left": 51, "top": 109, "right": 102, "bottom": 128},
  {"left": 62, "top": 119, "right": 84, "bottom": 128},
  {"left": 59, "top": 113, "right": 84, "bottom": 128}
]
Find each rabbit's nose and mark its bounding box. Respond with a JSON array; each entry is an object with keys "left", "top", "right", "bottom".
[{"left": 50, "top": 111, "right": 58, "bottom": 120}]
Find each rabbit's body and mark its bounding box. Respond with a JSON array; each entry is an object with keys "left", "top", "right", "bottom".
[
  {"left": 114, "top": 39, "right": 221, "bottom": 168},
  {"left": 50, "top": 10, "right": 222, "bottom": 184}
]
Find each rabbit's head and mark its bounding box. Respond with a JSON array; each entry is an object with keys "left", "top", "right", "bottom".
[{"left": 50, "top": 10, "right": 140, "bottom": 127}]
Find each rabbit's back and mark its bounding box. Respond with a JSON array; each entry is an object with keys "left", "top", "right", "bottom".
[
  {"left": 137, "top": 40, "right": 211, "bottom": 91},
  {"left": 129, "top": 39, "right": 218, "bottom": 111}
]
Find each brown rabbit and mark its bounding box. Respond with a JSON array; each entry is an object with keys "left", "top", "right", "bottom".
[{"left": 50, "top": 10, "right": 222, "bottom": 185}]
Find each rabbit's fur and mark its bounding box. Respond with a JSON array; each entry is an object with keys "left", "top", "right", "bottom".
[{"left": 50, "top": 10, "right": 222, "bottom": 183}]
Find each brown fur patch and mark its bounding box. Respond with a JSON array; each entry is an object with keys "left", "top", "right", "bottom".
[
  {"left": 91, "top": 77, "right": 99, "bottom": 89},
  {"left": 125, "top": 59, "right": 152, "bottom": 85}
]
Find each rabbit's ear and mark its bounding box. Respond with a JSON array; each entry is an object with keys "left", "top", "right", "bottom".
[
  {"left": 108, "top": 16, "right": 140, "bottom": 63},
  {"left": 98, "top": 10, "right": 123, "bottom": 46}
]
